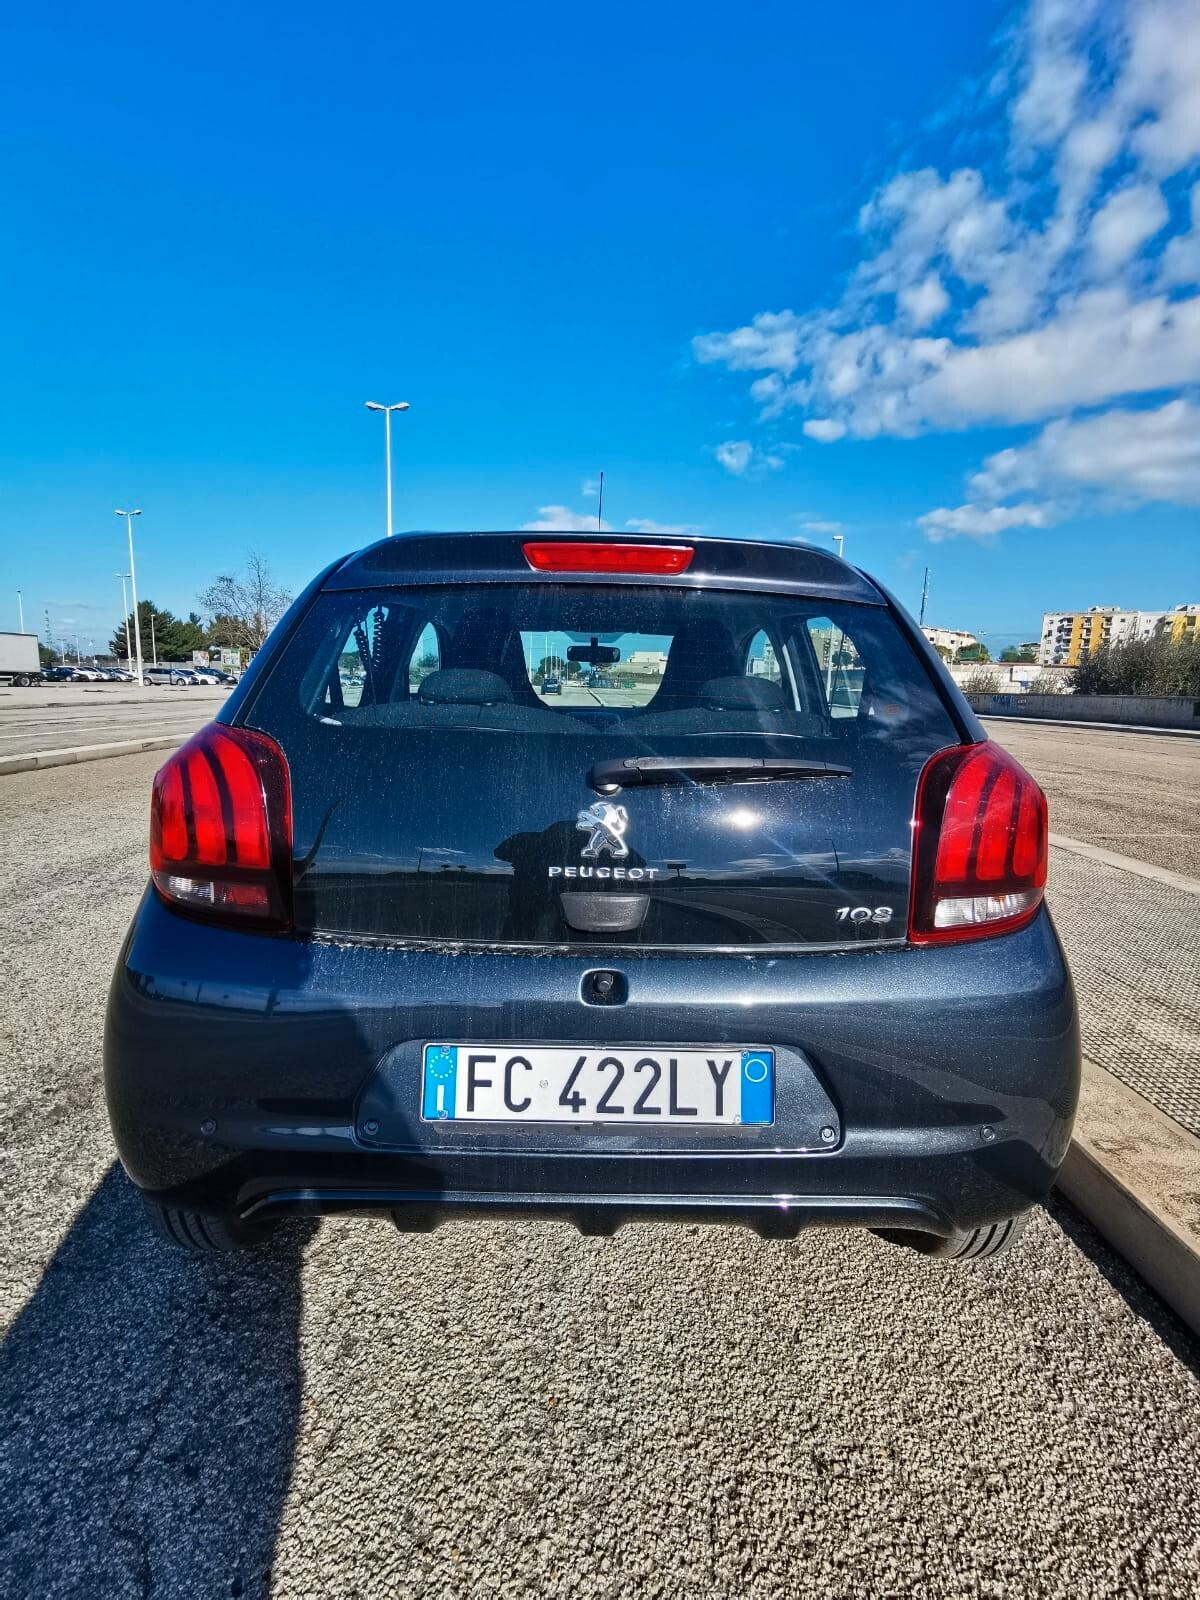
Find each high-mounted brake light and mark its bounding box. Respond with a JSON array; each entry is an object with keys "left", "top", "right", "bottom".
[
  {"left": 909, "top": 742, "right": 1047, "bottom": 945},
  {"left": 522, "top": 541, "right": 694, "bottom": 575},
  {"left": 150, "top": 724, "right": 293, "bottom": 928}
]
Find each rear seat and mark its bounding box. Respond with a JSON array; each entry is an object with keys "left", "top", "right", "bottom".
[
  {"left": 631, "top": 675, "right": 825, "bottom": 738},
  {"left": 337, "top": 668, "right": 588, "bottom": 732}
]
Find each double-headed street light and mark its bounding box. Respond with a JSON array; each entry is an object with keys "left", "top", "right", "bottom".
[
  {"left": 115, "top": 509, "right": 144, "bottom": 685},
  {"left": 364, "top": 401, "right": 410, "bottom": 539}
]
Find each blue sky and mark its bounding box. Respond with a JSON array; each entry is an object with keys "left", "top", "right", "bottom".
[{"left": 2, "top": 0, "right": 1197, "bottom": 656}]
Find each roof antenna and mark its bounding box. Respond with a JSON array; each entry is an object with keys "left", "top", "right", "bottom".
[{"left": 597, "top": 471, "right": 604, "bottom": 531}]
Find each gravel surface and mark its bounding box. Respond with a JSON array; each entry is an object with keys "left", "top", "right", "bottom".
[
  {"left": 981, "top": 721, "right": 1200, "bottom": 876},
  {"left": 2, "top": 752, "right": 1200, "bottom": 1599}
]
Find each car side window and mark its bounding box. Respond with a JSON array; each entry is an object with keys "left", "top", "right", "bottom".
[
  {"left": 408, "top": 623, "right": 440, "bottom": 693},
  {"left": 320, "top": 604, "right": 400, "bottom": 709},
  {"left": 806, "top": 616, "right": 865, "bottom": 718},
  {"left": 745, "top": 628, "right": 783, "bottom": 685}
]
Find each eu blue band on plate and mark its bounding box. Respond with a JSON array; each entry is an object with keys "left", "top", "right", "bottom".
[
  {"left": 423, "top": 1045, "right": 458, "bottom": 1119},
  {"left": 739, "top": 1050, "right": 774, "bottom": 1125}
]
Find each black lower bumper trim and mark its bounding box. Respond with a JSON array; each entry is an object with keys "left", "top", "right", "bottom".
[{"left": 242, "top": 1186, "right": 956, "bottom": 1240}]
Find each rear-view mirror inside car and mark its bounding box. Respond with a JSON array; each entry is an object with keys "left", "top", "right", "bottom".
[{"left": 567, "top": 637, "right": 621, "bottom": 665}]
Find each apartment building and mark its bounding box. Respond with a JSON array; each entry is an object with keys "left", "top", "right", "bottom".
[
  {"left": 1160, "top": 603, "right": 1200, "bottom": 644},
  {"left": 921, "top": 625, "right": 978, "bottom": 656},
  {"left": 1039, "top": 606, "right": 1167, "bottom": 666}
]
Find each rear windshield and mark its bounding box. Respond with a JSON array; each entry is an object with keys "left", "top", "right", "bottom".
[
  {"left": 252, "top": 583, "right": 948, "bottom": 737},
  {"left": 245, "top": 582, "right": 959, "bottom": 948}
]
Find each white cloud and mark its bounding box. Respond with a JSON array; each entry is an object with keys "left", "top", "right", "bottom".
[
  {"left": 521, "top": 505, "right": 613, "bottom": 532},
  {"left": 624, "top": 518, "right": 701, "bottom": 535},
  {"left": 715, "top": 440, "right": 754, "bottom": 474},
  {"left": 693, "top": 0, "right": 1200, "bottom": 534},
  {"left": 918, "top": 502, "right": 1056, "bottom": 541},
  {"left": 1120, "top": 0, "right": 1200, "bottom": 175},
  {"left": 1088, "top": 182, "right": 1168, "bottom": 273},
  {"left": 970, "top": 398, "right": 1200, "bottom": 504},
  {"left": 898, "top": 274, "right": 951, "bottom": 327},
  {"left": 800, "top": 519, "right": 845, "bottom": 534},
  {"left": 581, "top": 478, "right": 601, "bottom": 498},
  {"left": 802, "top": 418, "right": 847, "bottom": 442}
]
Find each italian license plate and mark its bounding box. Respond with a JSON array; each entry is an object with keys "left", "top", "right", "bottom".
[{"left": 421, "top": 1044, "right": 774, "bottom": 1126}]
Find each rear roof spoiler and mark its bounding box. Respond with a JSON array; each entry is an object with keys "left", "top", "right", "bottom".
[{"left": 322, "top": 531, "right": 886, "bottom": 605}]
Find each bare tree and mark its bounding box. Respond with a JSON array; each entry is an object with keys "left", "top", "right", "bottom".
[{"left": 199, "top": 554, "right": 293, "bottom": 653}]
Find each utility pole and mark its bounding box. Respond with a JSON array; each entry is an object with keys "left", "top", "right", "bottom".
[
  {"left": 597, "top": 472, "right": 604, "bottom": 531},
  {"left": 115, "top": 509, "right": 145, "bottom": 685},
  {"left": 919, "top": 567, "right": 930, "bottom": 628},
  {"left": 364, "top": 401, "right": 410, "bottom": 538}
]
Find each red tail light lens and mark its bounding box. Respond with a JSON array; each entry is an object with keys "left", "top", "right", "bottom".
[
  {"left": 522, "top": 541, "right": 694, "bottom": 575},
  {"left": 909, "top": 742, "right": 1047, "bottom": 945},
  {"left": 150, "top": 724, "right": 292, "bottom": 928}
]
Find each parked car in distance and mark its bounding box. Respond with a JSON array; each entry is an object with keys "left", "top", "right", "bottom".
[
  {"left": 143, "top": 665, "right": 195, "bottom": 686},
  {"left": 106, "top": 531, "right": 1079, "bottom": 1263}
]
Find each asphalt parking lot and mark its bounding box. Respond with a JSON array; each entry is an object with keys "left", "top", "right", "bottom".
[
  {"left": 0, "top": 683, "right": 229, "bottom": 759},
  {"left": 1, "top": 728, "right": 1199, "bottom": 1597},
  {"left": 980, "top": 719, "right": 1200, "bottom": 876}
]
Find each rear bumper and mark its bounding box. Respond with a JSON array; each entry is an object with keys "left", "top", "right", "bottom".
[{"left": 105, "top": 891, "right": 1080, "bottom": 1237}]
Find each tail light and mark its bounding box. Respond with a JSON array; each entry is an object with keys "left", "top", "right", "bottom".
[
  {"left": 150, "top": 724, "right": 292, "bottom": 928},
  {"left": 909, "top": 742, "right": 1047, "bottom": 945},
  {"left": 522, "top": 541, "right": 694, "bottom": 575}
]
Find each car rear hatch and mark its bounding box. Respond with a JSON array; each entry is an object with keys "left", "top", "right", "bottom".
[{"left": 239, "top": 536, "right": 962, "bottom": 952}]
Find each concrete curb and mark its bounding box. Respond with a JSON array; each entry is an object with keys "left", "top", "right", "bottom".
[
  {"left": 1049, "top": 832, "right": 1200, "bottom": 897},
  {"left": 980, "top": 714, "right": 1200, "bottom": 738},
  {"left": 0, "top": 736, "right": 183, "bottom": 775},
  {"left": 1057, "top": 1059, "right": 1200, "bottom": 1337}
]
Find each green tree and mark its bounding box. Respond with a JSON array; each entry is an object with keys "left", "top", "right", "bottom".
[
  {"left": 955, "top": 642, "right": 991, "bottom": 663},
  {"left": 1000, "top": 644, "right": 1037, "bottom": 663},
  {"left": 1074, "top": 636, "right": 1200, "bottom": 697},
  {"left": 536, "top": 654, "right": 567, "bottom": 681}
]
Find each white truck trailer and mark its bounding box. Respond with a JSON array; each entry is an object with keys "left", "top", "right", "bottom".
[{"left": 0, "top": 632, "right": 42, "bottom": 686}]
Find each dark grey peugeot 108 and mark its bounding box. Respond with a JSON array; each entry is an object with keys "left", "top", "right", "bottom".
[{"left": 105, "top": 532, "right": 1079, "bottom": 1261}]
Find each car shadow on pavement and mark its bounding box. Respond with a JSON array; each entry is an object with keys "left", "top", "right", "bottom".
[
  {"left": 1046, "top": 1192, "right": 1200, "bottom": 1376},
  {"left": 0, "top": 1163, "right": 311, "bottom": 1600}
]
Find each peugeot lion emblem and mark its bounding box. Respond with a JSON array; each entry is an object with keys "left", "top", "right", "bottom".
[{"left": 576, "top": 801, "right": 630, "bottom": 860}]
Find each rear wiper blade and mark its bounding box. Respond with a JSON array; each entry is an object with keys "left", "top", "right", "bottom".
[{"left": 589, "top": 756, "right": 852, "bottom": 792}]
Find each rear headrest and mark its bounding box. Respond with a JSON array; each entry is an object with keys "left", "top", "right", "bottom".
[
  {"left": 418, "top": 669, "right": 513, "bottom": 705},
  {"left": 699, "top": 676, "right": 788, "bottom": 712}
]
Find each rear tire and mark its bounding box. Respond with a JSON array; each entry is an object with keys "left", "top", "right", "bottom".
[
  {"left": 875, "top": 1211, "right": 1030, "bottom": 1263},
  {"left": 141, "top": 1196, "right": 275, "bottom": 1253}
]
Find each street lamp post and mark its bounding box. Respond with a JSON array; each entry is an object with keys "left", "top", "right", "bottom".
[
  {"left": 116, "top": 573, "right": 132, "bottom": 669},
  {"left": 115, "top": 509, "right": 145, "bottom": 685},
  {"left": 16, "top": 590, "right": 23, "bottom": 633},
  {"left": 832, "top": 533, "right": 845, "bottom": 561},
  {"left": 364, "top": 401, "right": 410, "bottom": 538},
  {"left": 150, "top": 612, "right": 158, "bottom": 666}
]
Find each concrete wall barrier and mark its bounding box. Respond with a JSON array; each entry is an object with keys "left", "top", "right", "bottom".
[{"left": 966, "top": 693, "right": 1200, "bottom": 730}]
